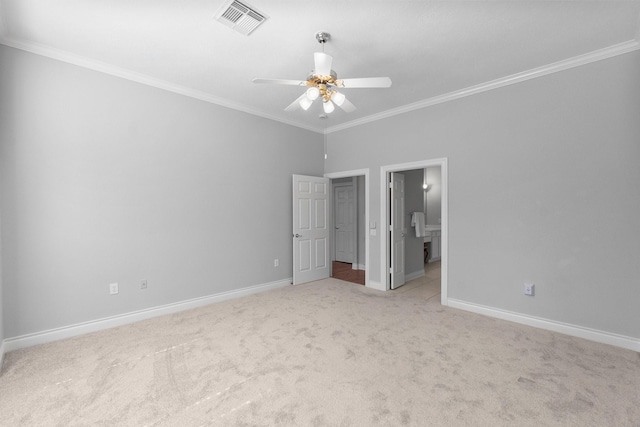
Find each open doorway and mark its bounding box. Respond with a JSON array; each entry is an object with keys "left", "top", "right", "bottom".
[
  {"left": 381, "top": 159, "right": 448, "bottom": 304},
  {"left": 331, "top": 176, "right": 364, "bottom": 285},
  {"left": 325, "top": 169, "right": 370, "bottom": 288}
]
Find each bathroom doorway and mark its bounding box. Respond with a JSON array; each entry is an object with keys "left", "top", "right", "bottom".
[{"left": 381, "top": 158, "right": 447, "bottom": 303}]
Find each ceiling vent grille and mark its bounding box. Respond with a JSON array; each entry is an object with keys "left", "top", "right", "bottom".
[{"left": 215, "top": 1, "right": 267, "bottom": 35}]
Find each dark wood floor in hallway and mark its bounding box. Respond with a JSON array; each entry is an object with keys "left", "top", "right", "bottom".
[{"left": 332, "top": 261, "right": 365, "bottom": 285}]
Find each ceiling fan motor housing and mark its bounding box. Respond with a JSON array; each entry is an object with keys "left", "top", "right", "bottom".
[
  {"left": 315, "top": 31, "right": 330, "bottom": 44},
  {"left": 306, "top": 73, "right": 341, "bottom": 103}
]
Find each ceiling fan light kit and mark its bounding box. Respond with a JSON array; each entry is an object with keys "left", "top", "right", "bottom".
[
  {"left": 299, "top": 96, "right": 313, "bottom": 111},
  {"left": 306, "top": 86, "right": 320, "bottom": 101},
  {"left": 253, "top": 31, "right": 392, "bottom": 116},
  {"left": 331, "top": 91, "right": 346, "bottom": 106},
  {"left": 323, "top": 100, "right": 335, "bottom": 114}
]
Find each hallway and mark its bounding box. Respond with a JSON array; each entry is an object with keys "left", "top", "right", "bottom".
[{"left": 331, "top": 261, "right": 365, "bottom": 285}]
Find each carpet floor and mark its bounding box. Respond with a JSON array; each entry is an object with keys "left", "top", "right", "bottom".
[{"left": 1, "top": 267, "right": 638, "bottom": 426}]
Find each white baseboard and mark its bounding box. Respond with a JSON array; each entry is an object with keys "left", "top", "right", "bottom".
[
  {"left": 447, "top": 298, "right": 640, "bottom": 352},
  {"left": 366, "top": 280, "right": 385, "bottom": 291},
  {"left": 3, "top": 278, "right": 292, "bottom": 353},
  {"left": 405, "top": 269, "right": 425, "bottom": 282}
]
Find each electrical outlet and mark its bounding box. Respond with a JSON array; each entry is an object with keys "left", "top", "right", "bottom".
[
  {"left": 524, "top": 283, "right": 535, "bottom": 296},
  {"left": 109, "top": 282, "right": 119, "bottom": 295},
  {"left": 140, "top": 280, "right": 148, "bottom": 290},
  {"left": 274, "top": 259, "right": 279, "bottom": 267}
]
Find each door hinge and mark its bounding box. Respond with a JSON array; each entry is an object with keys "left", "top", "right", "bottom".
[
  {"left": 389, "top": 182, "right": 393, "bottom": 189},
  {"left": 389, "top": 267, "right": 393, "bottom": 274}
]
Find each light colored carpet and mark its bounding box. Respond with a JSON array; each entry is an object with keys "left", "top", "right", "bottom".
[{"left": 1, "top": 270, "right": 639, "bottom": 426}]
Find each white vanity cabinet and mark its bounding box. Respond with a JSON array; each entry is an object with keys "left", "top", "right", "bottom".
[
  {"left": 429, "top": 230, "right": 441, "bottom": 261},
  {"left": 423, "top": 226, "right": 441, "bottom": 262}
]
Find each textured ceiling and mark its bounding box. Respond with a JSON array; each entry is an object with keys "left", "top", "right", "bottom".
[{"left": 1, "top": 0, "right": 639, "bottom": 133}]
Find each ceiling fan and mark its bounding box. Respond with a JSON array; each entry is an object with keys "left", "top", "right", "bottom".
[{"left": 252, "top": 32, "right": 392, "bottom": 114}]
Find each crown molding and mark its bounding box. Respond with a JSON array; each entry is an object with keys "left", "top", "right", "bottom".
[
  {"left": 326, "top": 39, "right": 640, "bottom": 134},
  {"left": 0, "top": 36, "right": 325, "bottom": 134},
  {"left": 1, "top": 34, "right": 637, "bottom": 136}
]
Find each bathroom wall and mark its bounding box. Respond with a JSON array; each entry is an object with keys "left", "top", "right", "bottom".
[{"left": 424, "top": 166, "right": 442, "bottom": 226}]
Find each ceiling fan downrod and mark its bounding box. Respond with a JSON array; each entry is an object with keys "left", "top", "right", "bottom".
[{"left": 315, "top": 31, "right": 330, "bottom": 46}]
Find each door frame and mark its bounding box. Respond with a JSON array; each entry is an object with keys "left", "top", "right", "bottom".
[
  {"left": 332, "top": 180, "right": 357, "bottom": 265},
  {"left": 390, "top": 172, "right": 407, "bottom": 289},
  {"left": 325, "top": 169, "right": 370, "bottom": 288},
  {"left": 380, "top": 158, "right": 448, "bottom": 304}
]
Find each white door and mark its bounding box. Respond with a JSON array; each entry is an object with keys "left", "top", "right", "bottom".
[
  {"left": 293, "top": 174, "right": 330, "bottom": 285},
  {"left": 390, "top": 172, "right": 406, "bottom": 289},
  {"left": 334, "top": 184, "right": 355, "bottom": 263}
]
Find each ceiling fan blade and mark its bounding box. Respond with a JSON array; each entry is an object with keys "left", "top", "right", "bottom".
[
  {"left": 338, "top": 96, "right": 356, "bottom": 113},
  {"left": 253, "top": 78, "right": 307, "bottom": 86},
  {"left": 314, "top": 52, "right": 333, "bottom": 76},
  {"left": 284, "top": 93, "right": 308, "bottom": 112},
  {"left": 339, "top": 77, "right": 392, "bottom": 88}
]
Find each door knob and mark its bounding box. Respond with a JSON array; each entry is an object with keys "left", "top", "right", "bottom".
[{"left": 293, "top": 233, "right": 302, "bottom": 238}]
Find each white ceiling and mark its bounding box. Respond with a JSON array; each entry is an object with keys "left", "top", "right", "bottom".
[{"left": 1, "top": 1, "right": 639, "bottom": 133}]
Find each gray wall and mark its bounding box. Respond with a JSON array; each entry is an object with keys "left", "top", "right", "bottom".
[
  {"left": 424, "top": 166, "right": 441, "bottom": 226},
  {"left": 1, "top": 43, "right": 639, "bottom": 345},
  {"left": 0, "top": 45, "right": 324, "bottom": 338},
  {"left": 0, "top": 218, "right": 3, "bottom": 349},
  {"left": 404, "top": 169, "right": 425, "bottom": 277},
  {"left": 325, "top": 51, "right": 640, "bottom": 338}
]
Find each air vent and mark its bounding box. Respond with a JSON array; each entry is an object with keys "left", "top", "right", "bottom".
[{"left": 215, "top": 1, "right": 267, "bottom": 35}]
